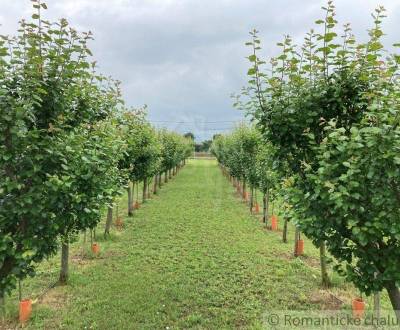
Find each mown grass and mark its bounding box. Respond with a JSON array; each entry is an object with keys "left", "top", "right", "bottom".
[{"left": 0, "top": 159, "right": 392, "bottom": 329}]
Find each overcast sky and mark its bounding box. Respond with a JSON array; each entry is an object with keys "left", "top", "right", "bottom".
[{"left": 1, "top": 0, "right": 399, "bottom": 141}]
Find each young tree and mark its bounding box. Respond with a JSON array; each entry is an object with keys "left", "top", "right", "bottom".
[
  {"left": 301, "top": 106, "right": 400, "bottom": 314},
  {"left": 118, "top": 111, "right": 152, "bottom": 215},
  {"left": 56, "top": 119, "right": 126, "bottom": 283},
  {"left": 0, "top": 0, "right": 123, "bottom": 294},
  {"left": 255, "top": 143, "right": 279, "bottom": 224},
  {"left": 240, "top": 0, "right": 400, "bottom": 307},
  {"left": 238, "top": 126, "right": 261, "bottom": 212}
]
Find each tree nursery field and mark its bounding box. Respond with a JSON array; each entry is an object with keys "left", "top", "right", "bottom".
[
  {"left": 1, "top": 0, "right": 400, "bottom": 329},
  {"left": 0, "top": 160, "right": 392, "bottom": 329}
]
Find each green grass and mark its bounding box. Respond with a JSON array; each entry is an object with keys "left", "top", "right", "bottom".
[{"left": 0, "top": 159, "right": 392, "bottom": 329}]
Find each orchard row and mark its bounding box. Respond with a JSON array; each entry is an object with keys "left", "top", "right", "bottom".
[
  {"left": 0, "top": 0, "right": 193, "bottom": 305},
  {"left": 213, "top": 1, "right": 400, "bottom": 314}
]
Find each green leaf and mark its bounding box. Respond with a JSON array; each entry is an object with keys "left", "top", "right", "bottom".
[
  {"left": 247, "top": 68, "right": 256, "bottom": 76},
  {"left": 248, "top": 55, "right": 257, "bottom": 62}
]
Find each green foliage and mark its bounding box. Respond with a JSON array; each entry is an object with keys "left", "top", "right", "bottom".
[
  {"left": 0, "top": 1, "right": 122, "bottom": 296},
  {"left": 255, "top": 142, "right": 279, "bottom": 194},
  {"left": 184, "top": 132, "right": 195, "bottom": 140},
  {"left": 211, "top": 124, "right": 278, "bottom": 192},
  {"left": 299, "top": 102, "right": 400, "bottom": 296},
  {"left": 119, "top": 110, "right": 161, "bottom": 183},
  {"left": 50, "top": 120, "right": 127, "bottom": 238},
  {"left": 159, "top": 130, "right": 193, "bottom": 173},
  {"left": 240, "top": 0, "right": 400, "bottom": 308},
  {"left": 195, "top": 140, "right": 212, "bottom": 152}
]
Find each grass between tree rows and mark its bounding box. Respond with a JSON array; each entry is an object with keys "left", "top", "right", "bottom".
[{"left": 1, "top": 159, "right": 391, "bottom": 329}]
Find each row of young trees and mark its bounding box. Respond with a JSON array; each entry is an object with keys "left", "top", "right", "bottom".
[
  {"left": 224, "top": 0, "right": 400, "bottom": 313},
  {"left": 0, "top": 0, "right": 193, "bottom": 304},
  {"left": 211, "top": 125, "right": 278, "bottom": 222}
]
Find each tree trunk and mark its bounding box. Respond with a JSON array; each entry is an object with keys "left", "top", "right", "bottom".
[
  {"left": 165, "top": 172, "right": 168, "bottom": 183},
  {"left": 128, "top": 183, "right": 133, "bottom": 216},
  {"left": 249, "top": 187, "right": 254, "bottom": 212},
  {"left": 320, "top": 242, "right": 331, "bottom": 287},
  {"left": 169, "top": 169, "right": 172, "bottom": 179},
  {"left": 147, "top": 180, "right": 151, "bottom": 198},
  {"left": 262, "top": 193, "right": 267, "bottom": 223},
  {"left": 158, "top": 173, "right": 162, "bottom": 188},
  {"left": 265, "top": 189, "right": 270, "bottom": 224},
  {"left": 374, "top": 292, "right": 380, "bottom": 319},
  {"left": 294, "top": 228, "right": 300, "bottom": 257},
  {"left": 143, "top": 177, "right": 148, "bottom": 202},
  {"left": 153, "top": 175, "right": 158, "bottom": 194},
  {"left": 104, "top": 206, "right": 113, "bottom": 237},
  {"left": 373, "top": 272, "right": 380, "bottom": 318},
  {"left": 59, "top": 241, "right": 69, "bottom": 284},
  {"left": 282, "top": 217, "right": 288, "bottom": 243},
  {"left": 0, "top": 292, "right": 5, "bottom": 315},
  {"left": 385, "top": 281, "right": 400, "bottom": 319},
  {"left": 242, "top": 181, "right": 246, "bottom": 198}
]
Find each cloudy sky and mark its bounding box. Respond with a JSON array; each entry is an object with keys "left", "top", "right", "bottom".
[{"left": 1, "top": 0, "right": 399, "bottom": 141}]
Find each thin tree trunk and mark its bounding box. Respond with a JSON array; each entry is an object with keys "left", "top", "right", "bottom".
[
  {"left": 59, "top": 241, "right": 69, "bottom": 284},
  {"left": 262, "top": 193, "right": 267, "bottom": 223},
  {"left": 249, "top": 187, "right": 254, "bottom": 212},
  {"left": 374, "top": 292, "right": 380, "bottom": 319},
  {"left": 320, "top": 243, "right": 331, "bottom": 287},
  {"left": 265, "top": 189, "right": 269, "bottom": 223},
  {"left": 158, "top": 173, "right": 162, "bottom": 188},
  {"left": 242, "top": 181, "right": 246, "bottom": 198},
  {"left": 128, "top": 183, "right": 133, "bottom": 216},
  {"left": 147, "top": 180, "right": 151, "bottom": 198},
  {"left": 104, "top": 206, "right": 113, "bottom": 237},
  {"left": 373, "top": 272, "right": 380, "bottom": 319},
  {"left": 143, "top": 177, "right": 148, "bottom": 202},
  {"left": 282, "top": 217, "right": 288, "bottom": 243},
  {"left": 294, "top": 228, "right": 300, "bottom": 257},
  {"left": 165, "top": 172, "right": 168, "bottom": 183},
  {"left": 153, "top": 175, "right": 157, "bottom": 194},
  {"left": 385, "top": 281, "right": 400, "bottom": 319},
  {"left": 18, "top": 280, "right": 21, "bottom": 301},
  {"left": 0, "top": 293, "right": 5, "bottom": 315},
  {"left": 169, "top": 169, "right": 172, "bottom": 179}
]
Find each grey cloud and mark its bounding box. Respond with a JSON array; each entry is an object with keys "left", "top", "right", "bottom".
[{"left": 1, "top": 0, "right": 399, "bottom": 141}]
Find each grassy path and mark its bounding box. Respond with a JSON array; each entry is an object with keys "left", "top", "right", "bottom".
[{"left": 4, "top": 159, "right": 361, "bottom": 329}]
